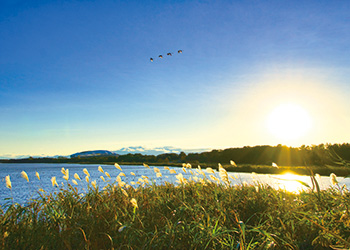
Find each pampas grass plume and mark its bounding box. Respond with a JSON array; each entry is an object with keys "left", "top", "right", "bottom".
[{"left": 21, "top": 171, "right": 29, "bottom": 182}]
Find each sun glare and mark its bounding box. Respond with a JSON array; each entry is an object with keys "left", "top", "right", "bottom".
[
  {"left": 266, "top": 103, "right": 312, "bottom": 144},
  {"left": 276, "top": 172, "right": 307, "bottom": 193}
]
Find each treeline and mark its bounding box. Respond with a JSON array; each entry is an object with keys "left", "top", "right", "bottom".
[
  {"left": 186, "top": 143, "right": 350, "bottom": 166},
  {"left": 1, "top": 143, "right": 350, "bottom": 167}
]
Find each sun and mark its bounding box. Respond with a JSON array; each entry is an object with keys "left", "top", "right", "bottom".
[{"left": 266, "top": 103, "right": 312, "bottom": 144}]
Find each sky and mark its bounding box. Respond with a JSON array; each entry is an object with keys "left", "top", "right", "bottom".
[{"left": 1, "top": 0, "right": 350, "bottom": 157}]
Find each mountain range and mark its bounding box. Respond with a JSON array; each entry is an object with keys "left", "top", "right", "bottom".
[
  {"left": 0, "top": 146, "right": 211, "bottom": 159},
  {"left": 113, "top": 146, "right": 209, "bottom": 156}
]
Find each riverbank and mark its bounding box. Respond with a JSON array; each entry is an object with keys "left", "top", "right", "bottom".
[
  {"left": 223, "top": 164, "right": 350, "bottom": 177},
  {"left": 120, "top": 162, "right": 350, "bottom": 177}
]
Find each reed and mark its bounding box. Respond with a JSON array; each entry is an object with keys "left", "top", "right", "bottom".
[{"left": 1, "top": 163, "right": 349, "bottom": 249}]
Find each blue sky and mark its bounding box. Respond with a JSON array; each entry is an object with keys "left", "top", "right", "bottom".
[{"left": 1, "top": 0, "right": 350, "bottom": 156}]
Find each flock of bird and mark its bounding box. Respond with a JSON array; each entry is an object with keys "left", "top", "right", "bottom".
[{"left": 150, "top": 50, "right": 182, "bottom": 62}]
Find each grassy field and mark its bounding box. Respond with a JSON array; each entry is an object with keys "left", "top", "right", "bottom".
[{"left": 1, "top": 164, "right": 350, "bottom": 249}]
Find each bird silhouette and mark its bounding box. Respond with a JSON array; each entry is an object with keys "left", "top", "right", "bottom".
[{"left": 149, "top": 50, "right": 182, "bottom": 62}]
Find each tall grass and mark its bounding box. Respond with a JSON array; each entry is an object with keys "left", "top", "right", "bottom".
[{"left": 1, "top": 164, "right": 350, "bottom": 249}]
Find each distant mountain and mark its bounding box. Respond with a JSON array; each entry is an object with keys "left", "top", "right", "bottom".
[
  {"left": 113, "top": 146, "right": 210, "bottom": 156},
  {"left": 0, "top": 154, "right": 20, "bottom": 160},
  {"left": 0, "top": 146, "right": 210, "bottom": 160},
  {"left": 0, "top": 154, "right": 63, "bottom": 160},
  {"left": 70, "top": 150, "right": 117, "bottom": 158},
  {"left": 68, "top": 147, "right": 210, "bottom": 159}
]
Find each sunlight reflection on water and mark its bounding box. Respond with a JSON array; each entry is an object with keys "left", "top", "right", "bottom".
[
  {"left": 268, "top": 172, "right": 310, "bottom": 193},
  {"left": 229, "top": 171, "right": 348, "bottom": 193}
]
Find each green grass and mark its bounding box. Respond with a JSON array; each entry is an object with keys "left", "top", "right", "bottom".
[
  {"left": 1, "top": 166, "right": 350, "bottom": 249},
  {"left": 221, "top": 164, "right": 350, "bottom": 177}
]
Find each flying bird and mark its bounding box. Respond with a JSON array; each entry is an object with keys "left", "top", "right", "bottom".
[{"left": 149, "top": 50, "right": 182, "bottom": 62}]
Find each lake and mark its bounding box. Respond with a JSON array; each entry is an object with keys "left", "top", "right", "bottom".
[{"left": 1, "top": 163, "right": 349, "bottom": 207}]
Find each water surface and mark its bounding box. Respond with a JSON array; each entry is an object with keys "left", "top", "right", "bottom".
[{"left": 1, "top": 163, "right": 348, "bottom": 206}]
